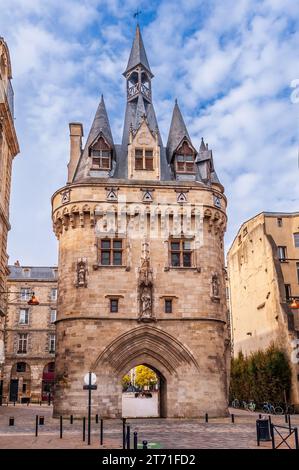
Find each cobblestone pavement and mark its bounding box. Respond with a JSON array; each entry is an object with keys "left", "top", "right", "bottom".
[{"left": 0, "top": 405, "right": 298, "bottom": 449}]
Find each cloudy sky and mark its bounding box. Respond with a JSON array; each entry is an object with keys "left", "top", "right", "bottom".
[{"left": 1, "top": 0, "right": 298, "bottom": 266}]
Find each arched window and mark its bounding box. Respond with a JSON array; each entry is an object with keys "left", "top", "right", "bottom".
[
  {"left": 175, "top": 141, "right": 196, "bottom": 174},
  {"left": 127, "top": 71, "right": 139, "bottom": 98},
  {"left": 89, "top": 136, "right": 112, "bottom": 170}
]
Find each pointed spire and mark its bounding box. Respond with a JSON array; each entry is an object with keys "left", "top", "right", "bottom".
[
  {"left": 123, "top": 24, "right": 153, "bottom": 77},
  {"left": 86, "top": 94, "right": 114, "bottom": 146},
  {"left": 166, "top": 100, "right": 191, "bottom": 161},
  {"left": 199, "top": 137, "right": 206, "bottom": 151}
]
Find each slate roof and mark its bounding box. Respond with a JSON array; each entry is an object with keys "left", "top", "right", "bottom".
[
  {"left": 8, "top": 266, "right": 58, "bottom": 281},
  {"left": 166, "top": 100, "right": 192, "bottom": 163},
  {"left": 123, "top": 24, "right": 153, "bottom": 77},
  {"left": 73, "top": 95, "right": 114, "bottom": 182}
]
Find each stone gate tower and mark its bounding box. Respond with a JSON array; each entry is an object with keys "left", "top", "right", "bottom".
[{"left": 52, "top": 25, "right": 230, "bottom": 418}]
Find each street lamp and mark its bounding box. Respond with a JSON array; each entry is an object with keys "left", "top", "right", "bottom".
[
  {"left": 83, "top": 372, "right": 97, "bottom": 445},
  {"left": 0, "top": 290, "right": 40, "bottom": 305},
  {"left": 289, "top": 298, "right": 299, "bottom": 309}
]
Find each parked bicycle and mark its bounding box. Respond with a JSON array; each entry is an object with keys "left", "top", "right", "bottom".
[
  {"left": 262, "top": 402, "right": 284, "bottom": 415},
  {"left": 231, "top": 398, "right": 240, "bottom": 408}
]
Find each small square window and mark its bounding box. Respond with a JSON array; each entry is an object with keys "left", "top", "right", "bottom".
[
  {"left": 110, "top": 299, "right": 119, "bottom": 313},
  {"left": 165, "top": 299, "right": 172, "bottom": 313},
  {"left": 101, "top": 240, "right": 111, "bottom": 249},
  {"left": 277, "top": 218, "right": 283, "bottom": 227}
]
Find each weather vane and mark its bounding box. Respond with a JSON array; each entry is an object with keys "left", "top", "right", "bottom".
[{"left": 133, "top": 9, "right": 142, "bottom": 21}]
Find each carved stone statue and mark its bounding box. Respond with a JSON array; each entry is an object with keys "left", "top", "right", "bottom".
[
  {"left": 76, "top": 258, "right": 87, "bottom": 287},
  {"left": 138, "top": 241, "right": 154, "bottom": 322},
  {"left": 212, "top": 274, "right": 219, "bottom": 298}
]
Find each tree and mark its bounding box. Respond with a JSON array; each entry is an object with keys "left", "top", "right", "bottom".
[{"left": 135, "top": 365, "right": 158, "bottom": 389}]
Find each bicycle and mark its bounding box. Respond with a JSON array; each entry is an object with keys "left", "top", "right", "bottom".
[
  {"left": 231, "top": 398, "right": 240, "bottom": 408},
  {"left": 262, "top": 402, "right": 284, "bottom": 415},
  {"left": 243, "top": 400, "right": 256, "bottom": 412}
]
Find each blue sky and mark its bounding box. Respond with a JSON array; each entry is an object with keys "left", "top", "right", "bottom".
[{"left": 0, "top": 0, "right": 299, "bottom": 266}]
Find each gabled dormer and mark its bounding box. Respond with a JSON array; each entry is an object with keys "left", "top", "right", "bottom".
[
  {"left": 71, "top": 95, "right": 115, "bottom": 182},
  {"left": 128, "top": 116, "right": 160, "bottom": 180},
  {"left": 167, "top": 100, "right": 197, "bottom": 181}
]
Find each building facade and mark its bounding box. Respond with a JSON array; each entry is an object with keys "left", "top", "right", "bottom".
[
  {"left": 0, "top": 38, "right": 19, "bottom": 398},
  {"left": 52, "top": 25, "right": 230, "bottom": 418},
  {"left": 2, "top": 265, "right": 57, "bottom": 402},
  {"left": 227, "top": 212, "right": 299, "bottom": 407}
]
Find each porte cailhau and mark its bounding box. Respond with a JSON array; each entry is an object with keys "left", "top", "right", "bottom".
[{"left": 51, "top": 25, "right": 230, "bottom": 418}]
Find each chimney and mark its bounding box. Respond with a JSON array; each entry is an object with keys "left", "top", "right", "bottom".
[{"left": 67, "top": 123, "right": 83, "bottom": 183}]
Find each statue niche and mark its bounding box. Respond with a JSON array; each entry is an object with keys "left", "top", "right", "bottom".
[
  {"left": 76, "top": 258, "right": 88, "bottom": 287},
  {"left": 138, "top": 243, "right": 155, "bottom": 322}
]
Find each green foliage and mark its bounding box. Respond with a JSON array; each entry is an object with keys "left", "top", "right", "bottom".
[
  {"left": 230, "top": 344, "right": 291, "bottom": 403},
  {"left": 122, "top": 374, "right": 131, "bottom": 391}
]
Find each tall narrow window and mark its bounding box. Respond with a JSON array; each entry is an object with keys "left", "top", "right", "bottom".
[
  {"left": 285, "top": 284, "right": 292, "bottom": 301},
  {"left": 20, "top": 288, "right": 31, "bottom": 301},
  {"left": 50, "top": 288, "right": 57, "bottom": 301},
  {"left": 170, "top": 239, "right": 192, "bottom": 267},
  {"left": 50, "top": 309, "right": 57, "bottom": 323},
  {"left": 277, "top": 246, "right": 287, "bottom": 261},
  {"left": 110, "top": 299, "right": 119, "bottom": 313},
  {"left": 18, "top": 334, "right": 28, "bottom": 354},
  {"left": 294, "top": 233, "right": 299, "bottom": 248},
  {"left": 297, "top": 263, "right": 299, "bottom": 283},
  {"left": 100, "top": 239, "right": 123, "bottom": 266},
  {"left": 134, "top": 148, "right": 154, "bottom": 170},
  {"left": 277, "top": 218, "right": 283, "bottom": 227},
  {"left": 49, "top": 334, "right": 56, "bottom": 353},
  {"left": 165, "top": 299, "right": 173, "bottom": 313},
  {"left": 19, "top": 309, "right": 29, "bottom": 325}
]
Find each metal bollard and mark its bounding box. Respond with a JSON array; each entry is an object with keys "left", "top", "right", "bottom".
[
  {"left": 9, "top": 417, "right": 14, "bottom": 426},
  {"left": 134, "top": 431, "right": 138, "bottom": 449},
  {"left": 13, "top": 401, "right": 15, "bottom": 406},
  {"left": 39, "top": 416, "right": 44, "bottom": 426},
  {"left": 95, "top": 414, "right": 99, "bottom": 424},
  {"left": 285, "top": 414, "right": 288, "bottom": 424},
  {"left": 231, "top": 414, "right": 234, "bottom": 423},
  {"left": 39, "top": 401, "right": 42, "bottom": 406},
  {"left": 83, "top": 417, "right": 86, "bottom": 442},
  {"left": 126, "top": 425, "right": 131, "bottom": 450},
  {"left": 70, "top": 415, "right": 73, "bottom": 424},
  {"left": 259, "top": 414, "right": 262, "bottom": 419},
  {"left": 35, "top": 415, "right": 38, "bottom": 437},
  {"left": 205, "top": 413, "right": 208, "bottom": 423},
  {"left": 288, "top": 414, "right": 291, "bottom": 431},
  {"left": 142, "top": 440, "right": 148, "bottom": 449},
  {"left": 60, "top": 416, "right": 63, "bottom": 438},
  {"left": 122, "top": 418, "right": 126, "bottom": 449},
  {"left": 100, "top": 419, "right": 103, "bottom": 446},
  {"left": 294, "top": 427, "right": 299, "bottom": 450}
]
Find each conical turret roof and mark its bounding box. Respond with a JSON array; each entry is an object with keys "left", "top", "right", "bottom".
[
  {"left": 123, "top": 24, "right": 153, "bottom": 77},
  {"left": 166, "top": 100, "right": 192, "bottom": 162}
]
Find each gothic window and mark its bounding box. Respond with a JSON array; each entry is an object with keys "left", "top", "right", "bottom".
[
  {"left": 127, "top": 71, "right": 139, "bottom": 98},
  {"left": 135, "top": 148, "right": 154, "bottom": 170},
  {"left": 19, "top": 308, "right": 29, "bottom": 325},
  {"left": 175, "top": 141, "right": 195, "bottom": 174},
  {"left": 89, "top": 136, "right": 112, "bottom": 170},
  {"left": 141, "top": 71, "right": 150, "bottom": 99},
  {"left": 17, "top": 334, "right": 28, "bottom": 354},
  {"left": 170, "top": 239, "right": 192, "bottom": 267},
  {"left": 99, "top": 239, "right": 123, "bottom": 266}
]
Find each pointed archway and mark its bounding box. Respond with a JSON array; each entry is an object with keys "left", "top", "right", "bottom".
[{"left": 92, "top": 325, "right": 199, "bottom": 418}]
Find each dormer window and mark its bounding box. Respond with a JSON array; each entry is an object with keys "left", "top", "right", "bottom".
[
  {"left": 89, "top": 136, "right": 112, "bottom": 170},
  {"left": 175, "top": 141, "right": 195, "bottom": 174},
  {"left": 135, "top": 148, "right": 154, "bottom": 170}
]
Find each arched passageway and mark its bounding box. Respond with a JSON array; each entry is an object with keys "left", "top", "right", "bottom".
[{"left": 41, "top": 362, "right": 55, "bottom": 401}]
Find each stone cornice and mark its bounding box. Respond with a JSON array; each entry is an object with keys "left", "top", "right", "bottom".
[{"left": 55, "top": 316, "right": 226, "bottom": 325}]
